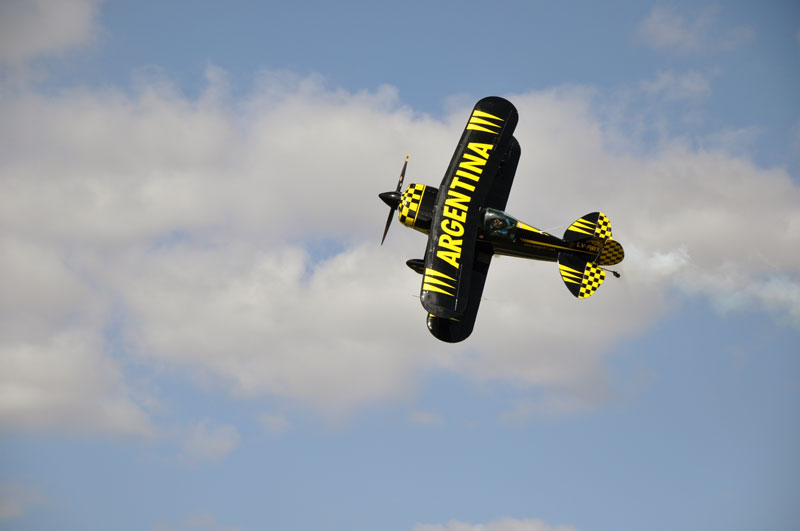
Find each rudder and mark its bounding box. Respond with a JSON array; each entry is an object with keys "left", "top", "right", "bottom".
[
  {"left": 564, "top": 211, "right": 624, "bottom": 266},
  {"left": 563, "top": 212, "right": 612, "bottom": 241}
]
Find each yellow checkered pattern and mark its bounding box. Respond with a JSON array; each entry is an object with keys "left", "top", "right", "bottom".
[
  {"left": 579, "top": 262, "right": 606, "bottom": 298},
  {"left": 595, "top": 213, "right": 612, "bottom": 239},
  {"left": 598, "top": 239, "right": 624, "bottom": 266},
  {"left": 566, "top": 212, "right": 613, "bottom": 240},
  {"left": 398, "top": 183, "right": 426, "bottom": 227}
]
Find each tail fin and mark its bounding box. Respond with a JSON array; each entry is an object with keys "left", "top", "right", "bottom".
[
  {"left": 558, "top": 252, "right": 606, "bottom": 299},
  {"left": 563, "top": 212, "right": 612, "bottom": 241},
  {"left": 563, "top": 211, "right": 624, "bottom": 266},
  {"left": 597, "top": 239, "right": 624, "bottom": 266},
  {"left": 558, "top": 212, "right": 624, "bottom": 299}
]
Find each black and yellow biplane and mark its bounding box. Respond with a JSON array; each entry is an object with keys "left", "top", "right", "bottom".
[{"left": 380, "top": 97, "right": 624, "bottom": 343}]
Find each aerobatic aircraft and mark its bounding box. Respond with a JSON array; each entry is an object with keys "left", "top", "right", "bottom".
[{"left": 379, "top": 97, "right": 624, "bottom": 343}]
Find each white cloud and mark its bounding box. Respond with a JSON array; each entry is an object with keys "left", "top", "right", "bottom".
[
  {"left": 0, "top": 329, "right": 154, "bottom": 436},
  {"left": 1, "top": 71, "right": 799, "bottom": 431},
  {"left": 0, "top": 0, "right": 103, "bottom": 65},
  {"left": 0, "top": 238, "right": 154, "bottom": 437},
  {"left": 181, "top": 420, "right": 240, "bottom": 462},
  {"left": 698, "top": 126, "right": 762, "bottom": 157},
  {"left": 756, "top": 277, "right": 800, "bottom": 324},
  {"left": 637, "top": 6, "right": 704, "bottom": 52},
  {"left": 640, "top": 70, "right": 715, "bottom": 101},
  {"left": 413, "top": 517, "right": 576, "bottom": 531},
  {"left": 637, "top": 6, "right": 754, "bottom": 54},
  {"left": 499, "top": 390, "right": 604, "bottom": 422}
]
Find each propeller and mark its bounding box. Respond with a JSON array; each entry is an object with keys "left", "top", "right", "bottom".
[{"left": 379, "top": 155, "right": 408, "bottom": 245}]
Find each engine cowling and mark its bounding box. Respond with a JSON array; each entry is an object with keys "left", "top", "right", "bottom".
[{"left": 398, "top": 183, "right": 438, "bottom": 233}]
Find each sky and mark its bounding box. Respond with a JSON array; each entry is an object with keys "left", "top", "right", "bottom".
[{"left": 0, "top": 1, "right": 799, "bottom": 530}]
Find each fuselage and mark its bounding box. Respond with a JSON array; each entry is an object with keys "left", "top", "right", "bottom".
[
  {"left": 395, "top": 181, "right": 603, "bottom": 265},
  {"left": 478, "top": 208, "right": 602, "bottom": 262}
]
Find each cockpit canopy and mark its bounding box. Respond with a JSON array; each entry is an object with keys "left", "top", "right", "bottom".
[{"left": 481, "top": 208, "right": 518, "bottom": 237}]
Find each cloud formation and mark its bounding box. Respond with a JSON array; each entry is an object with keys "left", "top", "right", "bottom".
[
  {"left": 0, "top": 0, "right": 103, "bottom": 65},
  {"left": 637, "top": 6, "right": 754, "bottom": 54},
  {"left": 640, "top": 70, "right": 715, "bottom": 101},
  {"left": 0, "top": 237, "right": 153, "bottom": 436},
  {"left": 1, "top": 67, "right": 798, "bottom": 435}
]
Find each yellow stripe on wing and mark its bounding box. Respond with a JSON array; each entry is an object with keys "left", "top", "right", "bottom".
[
  {"left": 424, "top": 268, "right": 456, "bottom": 281},
  {"left": 423, "top": 276, "right": 455, "bottom": 290},
  {"left": 466, "top": 109, "right": 504, "bottom": 134},
  {"left": 422, "top": 283, "right": 454, "bottom": 296},
  {"left": 422, "top": 268, "right": 456, "bottom": 297},
  {"left": 472, "top": 109, "right": 504, "bottom": 121}
]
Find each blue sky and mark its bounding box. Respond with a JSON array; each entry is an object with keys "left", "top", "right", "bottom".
[{"left": 0, "top": 1, "right": 799, "bottom": 530}]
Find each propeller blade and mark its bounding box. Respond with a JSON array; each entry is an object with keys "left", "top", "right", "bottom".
[
  {"left": 395, "top": 154, "right": 409, "bottom": 192},
  {"left": 379, "top": 155, "right": 409, "bottom": 245},
  {"left": 380, "top": 208, "right": 395, "bottom": 245}
]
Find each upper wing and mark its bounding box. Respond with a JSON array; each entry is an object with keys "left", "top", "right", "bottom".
[{"left": 420, "top": 97, "right": 518, "bottom": 319}]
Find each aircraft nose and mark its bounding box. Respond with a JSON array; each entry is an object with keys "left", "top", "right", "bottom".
[{"left": 379, "top": 191, "right": 401, "bottom": 209}]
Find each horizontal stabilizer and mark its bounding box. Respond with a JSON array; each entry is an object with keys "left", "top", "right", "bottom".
[
  {"left": 557, "top": 252, "right": 606, "bottom": 299},
  {"left": 597, "top": 239, "right": 624, "bottom": 266},
  {"left": 563, "top": 212, "right": 612, "bottom": 241},
  {"left": 563, "top": 211, "right": 624, "bottom": 267}
]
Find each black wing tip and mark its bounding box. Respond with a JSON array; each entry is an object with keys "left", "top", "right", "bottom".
[{"left": 427, "top": 313, "right": 473, "bottom": 343}]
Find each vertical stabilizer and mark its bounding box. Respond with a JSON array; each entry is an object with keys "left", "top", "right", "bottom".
[{"left": 563, "top": 212, "right": 612, "bottom": 241}]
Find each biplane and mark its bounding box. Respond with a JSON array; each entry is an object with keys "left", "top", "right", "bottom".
[{"left": 379, "top": 97, "right": 624, "bottom": 343}]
